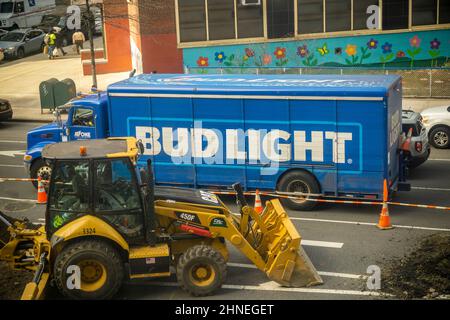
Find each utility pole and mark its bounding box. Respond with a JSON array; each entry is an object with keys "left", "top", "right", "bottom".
[{"left": 85, "top": 0, "right": 97, "bottom": 89}]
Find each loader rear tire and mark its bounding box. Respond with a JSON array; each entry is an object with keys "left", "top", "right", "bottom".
[
  {"left": 277, "top": 171, "right": 320, "bottom": 211},
  {"left": 54, "top": 240, "right": 124, "bottom": 300},
  {"left": 176, "top": 245, "right": 226, "bottom": 297}
]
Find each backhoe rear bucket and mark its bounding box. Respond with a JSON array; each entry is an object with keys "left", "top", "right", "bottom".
[{"left": 246, "top": 199, "right": 323, "bottom": 287}]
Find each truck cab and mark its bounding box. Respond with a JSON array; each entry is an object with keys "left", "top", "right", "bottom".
[
  {"left": 24, "top": 93, "right": 109, "bottom": 186},
  {"left": 0, "top": 0, "right": 55, "bottom": 30}
]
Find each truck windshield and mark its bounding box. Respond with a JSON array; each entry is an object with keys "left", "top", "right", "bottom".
[
  {"left": 0, "top": 2, "right": 13, "bottom": 13},
  {"left": 0, "top": 32, "right": 24, "bottom": 42}
]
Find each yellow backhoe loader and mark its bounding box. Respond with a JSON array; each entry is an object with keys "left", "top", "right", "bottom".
[{"left": 0, "top": 137, "right": 322, "bottom": 300}]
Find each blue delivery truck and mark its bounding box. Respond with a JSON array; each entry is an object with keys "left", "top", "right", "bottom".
[{"left": 25, "top": 74, "right": 408, "bottom": 210}]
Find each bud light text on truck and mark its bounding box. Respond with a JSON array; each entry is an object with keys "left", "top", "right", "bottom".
[{"left": 24, "top": 74, "right": 409, "bottom": 210}]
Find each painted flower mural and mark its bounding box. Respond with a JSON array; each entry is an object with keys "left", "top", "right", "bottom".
[
  {"left": 382, "top": 42, "right": 393, "bottom": 54},
  {"left": 410, "top": 35, "right": 422, "bottom": 48},
  {"left": 407, "top": 35, "right": 422, "bottom": 67},
  {"left": 396, "top": 51, "right": 406, "bottom": 58},
  {"left": 274, "top": 47, "right": 286, "bottom": 59},
  {"left": 186, "top": 29, "right": 449, "bottom": 71},
  {"left": 214, "top": 52, "right": 226, "bottom": 63},
  {"left": 430, "top": 38, "right": 441, "bottom": 50},
  {"left": 297, "top": 45, "right": 309, "bottom": 58},
  {"left": 274, "top": 47, "right": 288, "bottom": 66},
  {"left": 197, "top": 56, "right": 209, "bottom": 67},
  {"left": 429, "top": 38, "right": 441, "bottom": 67},
  {"left": 345, "top": 44, "right": 357, "bottom": 56},
  {"left": 367, "top": 38, "right": 378, "bottom": 49},
  {"left": 262, "top": 54, "right": 272, "bottom": 65},
  {"left": 245, "top": 48, "right": 255, "bottom": 58}
]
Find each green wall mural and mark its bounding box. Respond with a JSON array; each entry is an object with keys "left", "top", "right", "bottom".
[{"left": 183, "top": 29, "right": 450, "bottom": 71}]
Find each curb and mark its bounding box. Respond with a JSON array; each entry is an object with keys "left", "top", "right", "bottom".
[{"left": 10, "top": 118, "right": 53, "bottom": 123}]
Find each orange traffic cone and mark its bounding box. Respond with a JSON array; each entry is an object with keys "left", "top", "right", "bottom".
[
  {"left": 377, "top": 179, "right": 393, "bottom": 230},
  {"left": 37, "top": 177, "right": 47, "bottom": 204},
  {"left": 254, "top": 189, "right": 263, "bottom": 215}
]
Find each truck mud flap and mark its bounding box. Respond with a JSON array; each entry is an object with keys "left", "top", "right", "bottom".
[{"left": 248, "top": 200, "right": 323, "bottom": 287}]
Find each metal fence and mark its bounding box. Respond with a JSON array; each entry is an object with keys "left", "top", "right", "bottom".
[{"left": 185, "top": 66, "right": 450, "bottom": 98}]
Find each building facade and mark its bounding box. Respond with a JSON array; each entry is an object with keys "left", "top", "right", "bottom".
[{"left": 89, "top": 0, "right": 450, "bottom": 75}]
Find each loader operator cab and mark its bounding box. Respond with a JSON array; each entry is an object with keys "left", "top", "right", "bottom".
[{"left": 43, "top": 138, "right": 149, "bottom": 244}]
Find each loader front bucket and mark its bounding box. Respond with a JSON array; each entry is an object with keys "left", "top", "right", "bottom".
[{"left": 247, "top": 199, "right": 323, "bottom": 287}]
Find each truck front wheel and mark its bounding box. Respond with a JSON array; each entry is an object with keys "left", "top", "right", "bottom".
[
  {"left": 30, "top": 158, "right": 52, "bottom": 188},
  {"left": 176, "top": 245, "right": 226, "bottom": 297},
  {"left": 277, "top": 171, "right": 320, "bottom": 211}
]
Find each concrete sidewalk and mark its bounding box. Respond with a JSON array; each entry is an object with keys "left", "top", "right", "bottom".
[{"left": 0, "top": 46, "right": 129, "bottom": 122}]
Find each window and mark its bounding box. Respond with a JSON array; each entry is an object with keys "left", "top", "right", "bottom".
[
  {"left": 383, "top": 0, "right": 409, "bottom": 30},
  {"left": 267, "top": 0, "right": 295, "bottom": 38},
  {"left": 237, "top": 1, "right": 264, "bottom": 38},
  {"left": 440, "top": 0, "right": 450, "bottom": 24},
  {"left": 412, "top": 0, "right": 437, "bottom": 26},
  {"left": 298, "top": 0, "right": 323, "bottom": 34},
  {"left": 13, "top": 1, "right": 24, "bottom": 13},
  {"left": 49, "top": 160, "right": 90, "bottom": 213},
  {"left": 94, "top": 159, "right": 141, "bottom": 212},
  {"left": 208, "top": 0, "right": 235, "bottom": 40},
  {"left": 0, "top": 2, "right": 13, "bottom": 13},
  {"left": 326, "top": 0, "right": 351, "bottom": 32},
  {"left": 28, "top": 31, "right": 42, "bottom": 39},
  {"left": 94, "top": 159, "right": 144, "bottom": 241},
  {"left": 178, "top": 0, "right": 207, "bottom": 42},
  {"left": 354, "top": 0, "right": 379, "bottom": 30},
  {"left": 72, "top": 108, "right": 94, "bottom": 127}
]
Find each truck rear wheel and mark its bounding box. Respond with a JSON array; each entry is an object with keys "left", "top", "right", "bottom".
[
  {"left": 277, "top": 171, "right": 320, "bottom": 211},
  {"left": 176, "top": 245, "right": 226, "bottom": 297},
  {"left": 54, "top": 240, "right": 124, "bottom": 300},
  {"left": 30, "top": 158, "right": 52, "bottom": 188}
]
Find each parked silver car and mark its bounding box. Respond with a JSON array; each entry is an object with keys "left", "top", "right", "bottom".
[
  {"left": 402, "top": 110, "right": 430, "bottom": 168},
  {"left": 0, "top": 28, "right": 45, "bottom": 59},
  {"left": 421, "top": 105, "right": 450, "bottom": 149}
]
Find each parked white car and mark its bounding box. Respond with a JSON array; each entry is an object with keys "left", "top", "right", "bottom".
[{"left": 421, "top": 105, "right": 450, "bottom": 149}]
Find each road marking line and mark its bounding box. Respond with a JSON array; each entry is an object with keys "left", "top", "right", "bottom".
[
  {"left": 301, "top": 240, "right": 343, "bottom": 248},
  {"left": 0, "top": 197, "right": 36, "bottom": 203},
  {"left": 37, "top": 218, "right": 45, "bottom": 221},
  {"left": 428, "top": 159, "right": 450, "bottom": 162},
  {"left": 291, "top": 217, "right": 450, "bottom": 232},
  {"left": 0, "top": 165, "right": 24, "bottom": 168},
  {"left": 411, "top": 186, "right": 450, "bottom": 192},
  {"left": 0, "top": 140, "right": 26, "bottom": 144},
  {"left": 147, "top": 281, "right": 387, "bottom": 297},
  {"left": 227, "top": 262, "right": 366, "bottom": 279}
]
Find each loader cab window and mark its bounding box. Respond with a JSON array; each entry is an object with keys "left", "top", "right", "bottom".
[
  {"left": 94, "top": 158, "right": 144, "bottom": 241},
  {"left": 48, "top": 160, "right": 90, "bottom": 231}
]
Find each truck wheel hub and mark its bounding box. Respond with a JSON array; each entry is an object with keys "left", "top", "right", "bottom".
[{"left": 287, "top": 181, "right": 310, "bottom": 204}]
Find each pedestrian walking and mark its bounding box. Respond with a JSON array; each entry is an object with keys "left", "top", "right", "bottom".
[
  {"left": 54, "top": 27, "right": 67, "bottom": 57},
  {"left": 72, "top": 29, "right": 85, "bottom": 55},
  {"left": 46, "top": 30, "right": 57, "bottom": 60}
]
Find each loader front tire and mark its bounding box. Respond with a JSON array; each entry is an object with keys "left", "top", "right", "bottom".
[
  {"left": 54, "top": 240, "right": 124, "bottom": 300},
  {"left": 277, "top": 171, "right": 320, "bottom": 211},
  {"left": 176, "top": 245, "right": 226, "bottom": 297}
]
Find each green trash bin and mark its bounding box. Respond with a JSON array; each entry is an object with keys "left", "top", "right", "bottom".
[
  {"left": 39, "top": 78, "right": 58, "bottom": 114},
  {"left": 54, "top": 78, "right": 77, "bottom": 108}
]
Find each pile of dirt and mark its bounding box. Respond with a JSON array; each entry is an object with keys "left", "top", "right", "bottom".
[
  {"left": 383, "top": 233, "right": 450, "bottom": 299},
  {"left": 0, "top": 261, "right": 33, "bottom": 300},
  {"left": 0, "top": 211, "right": 34, "bottom": 300}
]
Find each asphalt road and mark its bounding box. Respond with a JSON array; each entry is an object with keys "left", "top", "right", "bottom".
[{"left": 0, "top": 121, "right": 449, "bottom": 300}]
